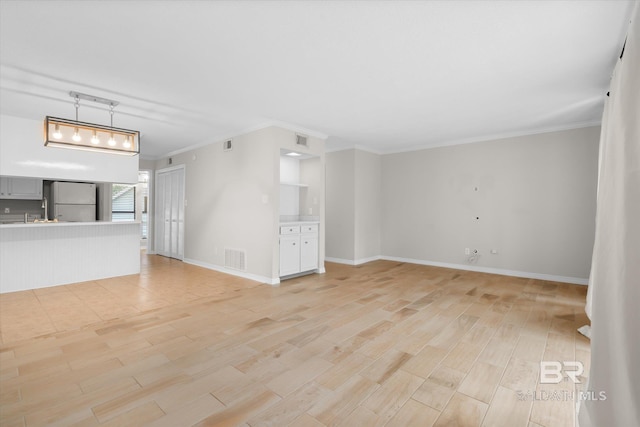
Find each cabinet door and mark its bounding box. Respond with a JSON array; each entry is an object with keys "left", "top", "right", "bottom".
[
  {"left": 1, "top": 177, "right": 43, "bottom": 199},
  {"left": 0, "top": 177, "right": 7, "bottom": 197},
  {"left": 280, "top": 235, "right": 301, "bottom": 276},
  {"left": 300, "top": 236, "right": 318, "bottom": 272}
]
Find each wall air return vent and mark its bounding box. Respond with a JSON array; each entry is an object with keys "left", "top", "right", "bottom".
[
  {"left": 295, "top": 134, "right": 308, "bottom": 147},
  {"left": 223, "top": 139, "right": 233, "bottom": 151},
  {"left": 225, "top": 248, "right": 246, "bottom": 271}
]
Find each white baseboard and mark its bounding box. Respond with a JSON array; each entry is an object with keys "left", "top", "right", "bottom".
[
  {"left": 186, "top": 255, "right": 587, "bottom": 286},
  {"left": 325, "top": 256, "right": 382, "bottom": 266},
  {"left": 183, "top": 258, "right": 280, "bottom": 285},
  {"left": 326, "top": 255, "right": 588, "bottom": 285},
  {"left": 380, "top": 256, "right": 588, "bottom": 285}
]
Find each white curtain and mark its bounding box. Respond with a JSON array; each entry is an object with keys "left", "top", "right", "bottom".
[{"left": 579, "top": 3, "right": 640, "bottom": 426}]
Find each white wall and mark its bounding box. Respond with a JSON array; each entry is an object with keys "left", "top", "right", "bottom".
[
  {"left": 326, "top": 126, "right": 600, "bottom": 283},
  {"left": 326, "top": 150, "right": 355, "bottom": 260},
  {"left": 0, "top": 114, "right": 138, "bottom": 183},
  {"left": 156, "top": 126, "right": 325, "bottom": 283}
]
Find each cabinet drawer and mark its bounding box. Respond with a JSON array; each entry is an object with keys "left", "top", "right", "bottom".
[
  {"left": 301, "top": 224, "right": 318, "bottom": 234},
  {"left": 280, "top": 226, "right": 300, "bottom": 235}
]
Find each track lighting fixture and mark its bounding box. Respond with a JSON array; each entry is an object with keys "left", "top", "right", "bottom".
[{"left": 44, "top": 91, "right": 140, "bottom": 155}]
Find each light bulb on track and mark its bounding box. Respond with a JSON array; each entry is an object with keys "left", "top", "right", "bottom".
[
  {"left": 53, "top": 124, "right": 62, "bottom": 139},
  {"left": 72, "top": 128, "right": 81, "bottom": 142}
]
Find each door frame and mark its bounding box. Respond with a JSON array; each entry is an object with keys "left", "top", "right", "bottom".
[
  {"left": 138, "top": 169, "right": 153, "bottom": 251},
  {"left": 155, "top": 164, "right": 186, "bottom": 260}
]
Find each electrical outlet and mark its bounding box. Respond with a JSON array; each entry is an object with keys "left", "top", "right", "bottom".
[
  {"left": 3, "top": 208, "right": 9, "bottom": 214},
  {"left": 465, "top": 248, "right": 470, "bottom": 255}
]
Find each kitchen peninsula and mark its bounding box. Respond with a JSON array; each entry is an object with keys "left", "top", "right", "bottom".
[
  {"left": 0, "top": 221, "right": 140, "bottom": 293},
  {"left": 0, "top": 114, "right": 142, "bottom": 293}
]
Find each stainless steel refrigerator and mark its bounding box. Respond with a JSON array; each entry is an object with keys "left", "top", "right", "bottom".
[{"left": 51, "top": 181, "right": 96, "bottom": 222}]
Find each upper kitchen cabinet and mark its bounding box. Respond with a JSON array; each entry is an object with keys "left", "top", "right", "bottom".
[{"left": 0, "top": 176, "right": 43, "bottom": 200}]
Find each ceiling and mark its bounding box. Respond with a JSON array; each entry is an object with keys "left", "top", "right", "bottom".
[{"left": 0, "top": 1, "right": 634, "bottom": 159}]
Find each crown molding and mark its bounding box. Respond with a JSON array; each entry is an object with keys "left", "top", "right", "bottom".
[{"left": 382, "top": 121, "right": 602, "bottom": 155}]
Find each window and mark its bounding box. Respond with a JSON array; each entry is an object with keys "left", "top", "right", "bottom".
[
  {"left": 111, "top": 172, "right": 149, "bottom": 240},
  {"left": 112, "top": 184, "right": 135, "bottom": 222}
]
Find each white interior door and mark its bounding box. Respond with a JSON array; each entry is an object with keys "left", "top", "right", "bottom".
[
  {"left": 155, "top": 166, "right": 185, "bottom": 260},
  {"left": 155, "top": 172, "right": 166, "bottom": 257}
]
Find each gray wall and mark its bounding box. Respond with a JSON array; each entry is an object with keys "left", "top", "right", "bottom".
[
  {"left": 326, "top": 150, "right": 355, "bottom": 260},
  {"left": 325, "top": 149, "right": 382, "bottom": 263},
  {"left": 139, "top": 158, "right": 156, "bottom": 171},
  {"left": 156, "top": 128, "right": 277, "bottom": 280},
  {"left": 155, "top": 126, "right": 325, "bottom": 282},
  {"left": 326, "top": 126, "right": 600, "bottom": 281},
  {"left": 354, "top": 150, "right": 381, "bottom": 261}
]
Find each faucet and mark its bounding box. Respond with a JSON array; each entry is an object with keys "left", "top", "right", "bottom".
[{"left": 42, "top": 196, "right": 48, "bottom": 222}]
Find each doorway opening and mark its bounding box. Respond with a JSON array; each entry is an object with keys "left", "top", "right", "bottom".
[
  {"left": 110, "top": 171, "right": 150, "bottom": 248},
  {"left": 138, "top": 171, "right": 150, "bottom": 248}
]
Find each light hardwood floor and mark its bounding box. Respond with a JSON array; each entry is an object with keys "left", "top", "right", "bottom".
[{"left": 0, "top": 253, "right": 590, "bottom": 427}]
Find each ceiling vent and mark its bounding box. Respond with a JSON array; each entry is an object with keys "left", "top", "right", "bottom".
[
  {"left": 295, "top": 134, "right": 308, "bottom": 147},
  {"left": 223, "top": 139, "right": 233, "bottom": 151}
]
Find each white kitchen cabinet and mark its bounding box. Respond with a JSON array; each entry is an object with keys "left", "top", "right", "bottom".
[
  {"left": 300, "top": 235, "right": 319, "bottom": 272},
  {"left": 279, "top": 222, "right": 319, "bottom": 278},
  {"left": 279, "top": 235, "right": 301, "bottom": 277},
  {"left": 0, "top": 177, "right": 43, "bottom": 200},
  {"left": 280, "top": 225, "right": 301, "bottom": 235}
]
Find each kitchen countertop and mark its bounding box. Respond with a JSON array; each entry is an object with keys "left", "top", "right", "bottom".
[
  {"left": 279, "top": 221, "right": 320, "bottom": 227},
  {"left": 0, "top": 220, "right": 140, "bottom": 228}
]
